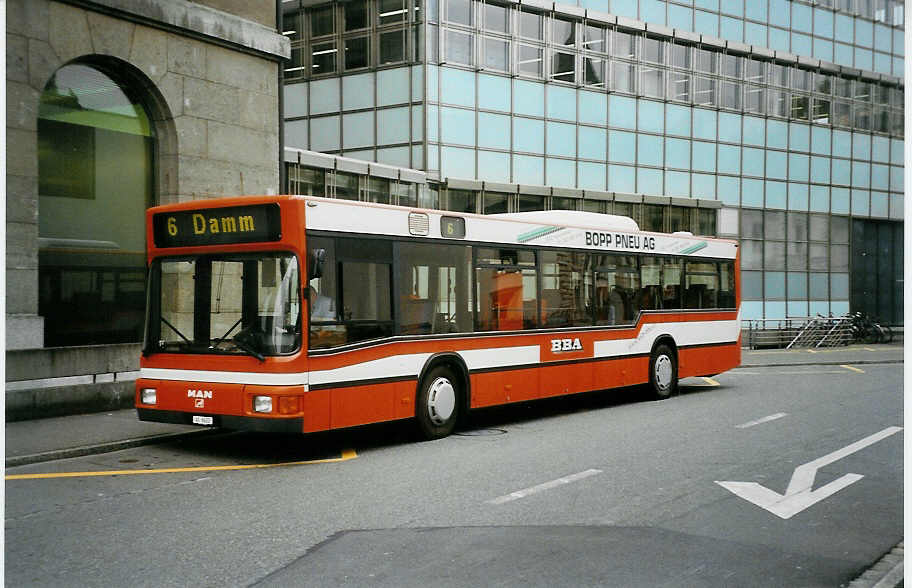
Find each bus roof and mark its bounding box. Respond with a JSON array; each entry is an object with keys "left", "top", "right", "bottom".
[
  {"left": 302, "top": 196, "right": 738, "bottom": 260},
  {"left": 488, "top": 210, "right": 640, "bottom": 232}
]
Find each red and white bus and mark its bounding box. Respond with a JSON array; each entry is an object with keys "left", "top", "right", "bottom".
[{"left": 136, "top": 195, "right": 740, "bottom": 439}]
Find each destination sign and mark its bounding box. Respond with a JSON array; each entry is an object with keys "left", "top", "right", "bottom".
[{"left": 153, "top": 203, "right": 281, "bottom": 248}]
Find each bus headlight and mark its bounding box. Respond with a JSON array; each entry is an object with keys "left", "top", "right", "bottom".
[
  {"left": 140, "top": 388, "right": 157, "bottom": 405},
  {"left": 253, "top": 395, "right": 273, "bottom": 413}
]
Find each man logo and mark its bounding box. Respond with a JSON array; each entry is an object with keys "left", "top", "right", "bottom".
[
  {"left": 550, "top": 338, "right": 583, "bottom": 352},
  {"left": 187, "top": 389, "right": 213, "bottom": 399}
]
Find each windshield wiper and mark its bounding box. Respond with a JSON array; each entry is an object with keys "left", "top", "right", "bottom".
[
  {"left": 212, "top": 318, "right": 243, "bottom": 348},
  {"left": 233, "top": 329, "right": 265, "bottom": 362}
]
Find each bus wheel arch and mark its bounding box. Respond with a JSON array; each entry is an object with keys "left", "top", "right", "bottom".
[
  {"left": 648, "top": 337, "right": 678, "bottom": 400},
  {"left": 415, "top": 353, "right": 470, "bottom": 439}
]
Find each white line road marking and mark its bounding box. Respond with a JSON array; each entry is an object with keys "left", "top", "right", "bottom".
[
  {"left": 732, "top": 370, "right": 854, "bottom": 376},
  {"left": 716, "top": 426, "right": 903, "bottom": 519},
  {"left": 487, "top": 469, "right": 603, "bottom": 505},
  {"left": 840, "top": 364, "right": 866, "bottom": 373},
  {"left": 736, "top": 413, "right": 788, "bottom": 429}
]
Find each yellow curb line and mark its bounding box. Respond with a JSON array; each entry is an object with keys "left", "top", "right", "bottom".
[{"left": 6, "top": 449, "right": 358, "bottom": 480}]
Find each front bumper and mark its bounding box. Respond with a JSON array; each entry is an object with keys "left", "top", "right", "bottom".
[{"left": 137, "top": 408, "right": 305, "bottom": 433}]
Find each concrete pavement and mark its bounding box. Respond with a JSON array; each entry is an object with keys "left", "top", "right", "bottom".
[
  {"left": 4, "top": 343, "right": 903, "bottom": 587},
  {"left": 6, "top": 343, "right": 903, "bottom": 467}
]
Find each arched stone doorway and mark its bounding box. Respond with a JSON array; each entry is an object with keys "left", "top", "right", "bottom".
[{"left": 37, "top": 57, "right": 175, "bottom": 346}]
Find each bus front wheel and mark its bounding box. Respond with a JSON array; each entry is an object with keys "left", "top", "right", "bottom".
[
  {"left": 648, "top": 344, "right": 678, "bottom": 400},
  {"left": 416, "top": 365, "right": 461, "bottom": 440}
]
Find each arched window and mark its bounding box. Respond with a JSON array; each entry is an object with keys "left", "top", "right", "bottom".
[{"left": 38, "top": 62, "right": 154, "bottom": 346}]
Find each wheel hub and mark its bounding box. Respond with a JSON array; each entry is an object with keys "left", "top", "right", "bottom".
[
  {"left": 427, "top": 377, "right": 456, "bottom": 425},
  {"left": 654, "top": 355, "right": 673, "bottom": 390}
]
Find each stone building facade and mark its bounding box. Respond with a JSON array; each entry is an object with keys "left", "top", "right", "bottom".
[{"left": 6, "top": 0, "right": 288, "bottom": 418}]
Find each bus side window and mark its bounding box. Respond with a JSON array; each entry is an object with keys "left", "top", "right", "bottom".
[
  {"left": 718, "top": 261, "right": 735, "bottom": 308},
  {"left": 475, "top": 247, "right": 538, "bottom": 332},
  {"left": 396, "top": 242, "right": 473, "bottom": 335},
  {"left": 684, "top": 261, "right": 720, "bottom": 309}
]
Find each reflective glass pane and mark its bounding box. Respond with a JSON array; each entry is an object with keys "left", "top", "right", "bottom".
[
  {"left": 809, "top": 243, "right": 828, "bottom": 269},
  {"left": 380, "top": 30, "right": 406, "bottom": 64},
  {"left": 613, "top": 30, "right": 638, "bottom": 59},
  {"left": 720, "top": 53, "right": 742, "bottom": 78},
  {"left": 693, "top": 76, "right": 716, "bottom": 106},
  {"left": 746, "top": 59, "right": 766, "bottom": 83},
  {"left": 643, "top": 36, "right": 664, "bottom": 64},
  {"left": 484, "top": 3, "right": 509, "bottom": 32},
  {"left": 520, "top": 10, "right": 542, "bottom": 39},
  {"left": 764, "top": 210, "right": 786, "bottom": 240},
  {"left": 721, "top": 81, "right": 742, "bottom": 110},
  {"left": 745, "top": 85, "right": 765, "bottom": 114},
  {"left": 742, "top": 210, "right": 763, "bottom": 238},
  {"left": 379, "top": 0, "right": 407, "bottom": 24},
  {"left": 641, "top": 67, "right": 664, "bottom": 98},
  {"left": 787, "top": 244, "right": 808, "bottom": 270},
  {"left": 446, "top": 0, "right": 472, "bottom": 24},
  {"left": 668, "top": 72, "right": 691, "bottom": 102},
  {"left": 552, "top": 51, "right": 576, "bottom": 83},
  {"left": 584, "top": 57, "right": 606, "bottom": 87},
  {"left": 345, "top": 36, "right": 369, "bottom": 69},
  {"left": 518, "top": 44, "right": 543, "bottom": 76},
  {"left": 312, "top": 6, "right": 335, "bottom": 36},
  {"left": 768, "top": 89, "right": 790, "bottom": 117},
  {"left": 553, "top": 17, "right": 575, "bottom": 46},
  {"left": 670, "top": 43, "right": 691, "bottom": 69},
  {"left": 445, "top": 30, "right": 473, "bottom": 65},
  {"left": 694, "top": 48, "right": 716, "bottom": 74},
  {"left": 345, "top": 0, "right": 368, "bottom": 30},
  {"left": 791, "top": 94, "right": 810, "bottom": 120},
  {"left": 611, "top": 62, "right": 637, "bottom": 93},
  {"left": 584, "top": 25, "right": 606, "bottom": 52},
  {"left": 768, "top": 63, "right": 789, "bottom": 87},
  {"left": 483, "top": 37, "right": 509, "bottom": 71},
  {"left": 312, "top": 42, "right": 338, "bottom": 74},
  {"left": 764, "top": 243, "right": 786, "bottom": 270}
]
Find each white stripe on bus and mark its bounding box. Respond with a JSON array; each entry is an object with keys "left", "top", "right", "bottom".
[{"left": 140, "top": 317, "right": 739, "bottom": 388}]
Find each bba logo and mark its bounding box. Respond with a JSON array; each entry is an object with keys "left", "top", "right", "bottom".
[{"left": 550, "top": 338, "right": 583, "bottom": 352}]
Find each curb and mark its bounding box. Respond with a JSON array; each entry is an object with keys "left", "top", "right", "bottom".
[
  {"left": 849, "top": 542, "right": 904, "bottom": 588},
  {"left": 6, "top": 429, "right": 220, "bottom": 468}
]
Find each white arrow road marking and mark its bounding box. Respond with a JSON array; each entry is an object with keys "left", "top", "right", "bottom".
[{"left": 716, "top": 426, "right": 902, "bottom": 519}]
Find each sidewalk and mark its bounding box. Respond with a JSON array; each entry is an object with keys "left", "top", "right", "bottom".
[
  {"left": 5, "top": 409, "right": 213, "bottom": 467},
  {"left": 6, "top": 343, "right": 903, "bottom": 467},
  {"left": 740, "top": 342, "right": 904, "bottom": 367}
]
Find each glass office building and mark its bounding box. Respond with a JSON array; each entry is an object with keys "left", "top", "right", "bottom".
[{"left": 281, "top": 0, "right": 904, "bottom": 325}]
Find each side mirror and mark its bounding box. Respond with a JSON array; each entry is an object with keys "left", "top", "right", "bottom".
[{"left": 309, "top": 248, "right": 326, "bottom": 280}]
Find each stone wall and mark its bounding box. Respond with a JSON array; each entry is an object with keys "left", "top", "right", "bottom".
[{"left": 5, "top": 0, "right": 288, "bottom": 417}]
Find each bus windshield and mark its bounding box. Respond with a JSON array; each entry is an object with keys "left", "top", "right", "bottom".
[{"left": 147, "top": 253, "right": 301, "bottom": 357}]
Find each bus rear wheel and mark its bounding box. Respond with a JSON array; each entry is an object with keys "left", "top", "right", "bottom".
[
  {"left": 416, "top": 365, "right": 461, "bottom": 440},
  {"left": 648, "top": 344, "right": 678, "bottom": 400}
]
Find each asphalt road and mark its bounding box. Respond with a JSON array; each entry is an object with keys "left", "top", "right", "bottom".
[{"left": 5, "top": 362, "right": 902, "bottom": 587}]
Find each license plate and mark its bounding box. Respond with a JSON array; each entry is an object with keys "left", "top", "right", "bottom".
[{"left": 192, "top": 415, "right": 214, "bottom": 426}]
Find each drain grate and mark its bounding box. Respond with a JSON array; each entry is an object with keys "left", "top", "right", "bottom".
[{"left": 455, "top": 428, "right": 507, "bottom": 436}]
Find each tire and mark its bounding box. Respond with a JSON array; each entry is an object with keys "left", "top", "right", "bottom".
[
  {"left": 648, "top": 344, "right": 678, "bottom": 400},
  {"left": 416, "top": 365, "right": 461, "bottom": 440}
]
